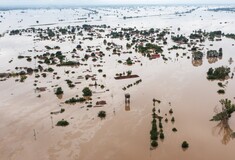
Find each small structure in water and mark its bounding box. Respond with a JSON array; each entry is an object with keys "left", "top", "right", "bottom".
[
  {"left": 229, "top": 57, "right": 233, "bottom": 65},
  {"left": 125, "top": 93, "right": 130, "bottom": 102},
  {"left": 125, "top": 93, "right": 130, "bottom": 111},
  {"left": 125, "top": 93, "right": 130, "bottom": 98}
]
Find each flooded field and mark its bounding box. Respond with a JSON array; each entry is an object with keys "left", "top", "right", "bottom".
[{"left": 0, "top": 5, "right": 235, "bottom": 160}]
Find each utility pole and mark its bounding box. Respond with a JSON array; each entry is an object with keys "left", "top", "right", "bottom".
[
  {"left": 33, "top": 129, "right": 37, "bottom": 140},
  {"left": 51, "top": 116, "right": 54, "bottom": 129}
]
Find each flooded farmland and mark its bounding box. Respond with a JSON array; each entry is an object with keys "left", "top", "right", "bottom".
[{"left": 0, "top": 5, "right": 235, "bottom": 160}]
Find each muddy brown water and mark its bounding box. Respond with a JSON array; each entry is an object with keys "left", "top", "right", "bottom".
[{"left": 0, "top": 5, "right": 235, "bottom": 160}]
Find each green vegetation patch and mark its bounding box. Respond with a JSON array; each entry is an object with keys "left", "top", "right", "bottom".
[
  {"left": 207, "top": 66, "right": 230, "bottom": 80},
  {"left": 138, "top": 43, "right": 163, "bottom": 54},
  {"left": 211, "top": 99, "right": 235, "bottom": 121},
  {"left": 65, "top": 97, "right": 86, "bottom": 104},
  {"left": 98, "top": 111, "right": 106, "bottom": 119},
  {"left": 181, "top": 141, "right": 189, "bottom": 149},
  {"left": 55, "top": 87, "right": 63, "bottom": 95},
  {"left": 82, "top": 87, "right": 92, "bottom": 97},
  {"left": 56, "top": 119, "right": 69, "bottom": 127}
]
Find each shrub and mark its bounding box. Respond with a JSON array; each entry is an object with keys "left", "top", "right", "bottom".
[
  {"left": 44, "top": 58, "right": 50, "bottom": 64},
  {"left": 66, "top": 80, "right": 75, "bottom": 88},
  {"left": 207, "top": 66, "right": 230, "bottom": 80},
  {"left": 20, "top": 75, "right": 27, "bottom": 82},
  {"left": 171, "top": 35, "right": 188, "bottom": 43},
  {"left": 82, "top": 87, "right": 92, "bottom": 97},
  {"left": 126, "top": 57, "right": 133, "bottom": 65},
  {"left": 18, "top": 55, "right": 24, "bottom": 59},
  {"left": 55, "top": 87, "right": 63, "bottom": 95},
  {"left": 60, "top": 108, "right": 65, "bottom": 113},
  {"left": 217, "top": 89, "right": 225, "bottom": 94},
  {"left": 65, "top": 97, "right": 86, "bottom": 104},
  {"left": 26, "top": 57, "right": 32, "bottom": 62},
  {"left": 138, "top": 43, "right": 163, "bottom": 53},
  {"left": 165, "top": 118, "right": 168, "bottom": 122},
  {"left": 150, "top": 131, "right": 158, "bottom": 141},
  {"left": 160, "top": 132, "right": 165, "bottom": 139},
  {"left": 42, "top": 73, "right": 47, "bottom": 78},
  {"left": 66, "top": 79, "right": 72, "bottom": 84},
  {"left": 100, "top": 85, "right": 105, "bottom": 89},
  {"left": 182, "top": 141, "right": 189, "bottom": 148},
  {"left": 48, "top": 67, "right": 54, "bottom": 72},
  {"left": 68, "top": 84, "right": 75, "bottom": 88},
  {"left": 98, "top": 111, "right": 106, "bottom": 119},
  {"left": 127, "top": 70, "right": 132, "bottom": 76},
  {"left": 59, "top": 61, "right": 79, "bottom": 66},
  {"left": 171, "top": 117, "right": 175, "bottom": 122},
  {"left": 218, "top": 82, "right": 224, "bottom": 88},
  {"left": 151, "top": 140, "right": 158, "bottom": 147},
  {"left": 56, "top": 119, "right": 69, "bottom": 127},
  {"left": 211, "top": 99, "right": 235, "bottom": 121},
  {"left": 172, "top": 128, "right": 178, "bottom": 132},
  {"left": 159, "top": 122, "right": 163, "bottom": 129},
  {"left": 152, "top": 119, "right": 156, "bottom": 124},
  {"left": 169, "top": 108, "right": 173, "bottom": 114}
]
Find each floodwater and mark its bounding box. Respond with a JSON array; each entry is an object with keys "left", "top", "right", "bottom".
[{"left": 0, "top": 5, "right": 235, "bottom": 160}]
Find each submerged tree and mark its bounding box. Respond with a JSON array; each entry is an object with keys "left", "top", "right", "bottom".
[
  {"left": 212, "top": 119, "right": 234, "bottom": 145},
  {"left": 207, "top": 66, "right": 230, "bottom": 80},
  {"left": 211, "top": 99, "right": 235, "bottom": 121},
  {"left": 56, "top": 119, "right": 69, "bottom": 127},
  {"left": 82, "top": 87, "right": 92, "bottom": 97},
  {"left": 211, "top": 99, "right": 235, "bottom": 144},
  {"left": 55, "top": 87, "right": 63, "bottom": 95},
  {"left": 98, "top": 111, "right": 106, "bottom": 119},
  {"left": 181, "top": 141, "right": 189, "bottom": 149}
]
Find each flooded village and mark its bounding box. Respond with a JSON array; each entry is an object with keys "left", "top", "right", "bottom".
[{"left": 0, "top": 4, "right": 235, "bottom": 160}]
